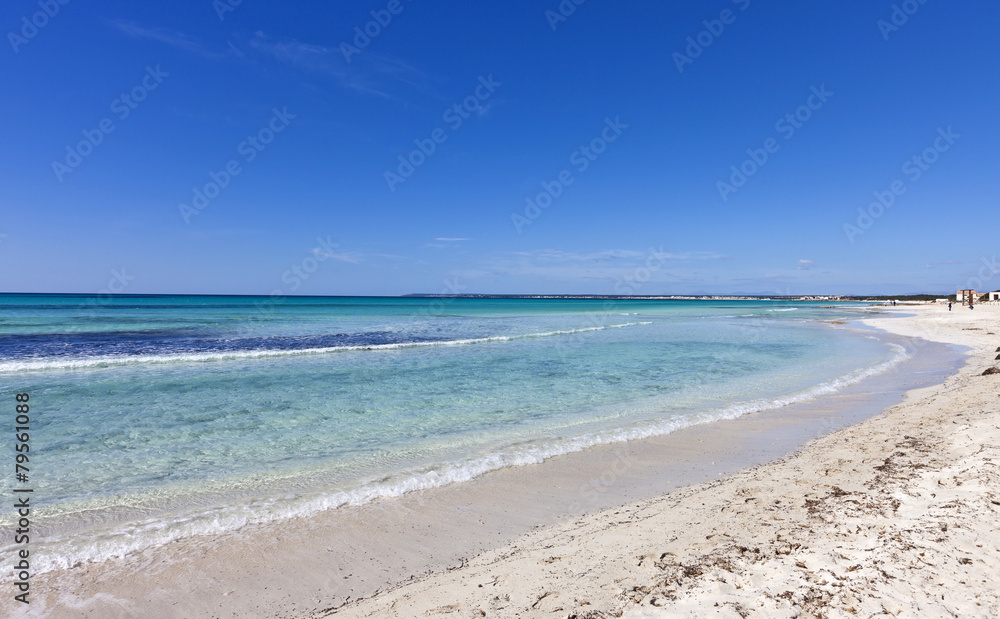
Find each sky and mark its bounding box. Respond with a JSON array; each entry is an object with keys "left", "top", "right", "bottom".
[{"left": 1, "top": 0, "right": 998, "bottom": 296}]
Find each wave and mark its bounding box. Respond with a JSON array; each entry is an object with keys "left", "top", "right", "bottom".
[
  {"left": 767, "top": 308, "right": 798, "bottom": 312},
  {"left": 0, "top": 322, "right": 652, "bottom": 374},
  {"left": 4, "top": 340, "right": 908, "bottom": 578}
]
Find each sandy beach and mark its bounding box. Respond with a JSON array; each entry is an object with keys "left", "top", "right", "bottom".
[
  {"left": 7, "top": 304, "right": 998, "bottom": 618},
  {"left": 312, "top": 304, "right": 1000, "bottom": 618}
]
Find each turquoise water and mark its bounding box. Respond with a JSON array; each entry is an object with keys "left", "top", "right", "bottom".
[{"left": 0, "top": 295, "right": 901, "bottom": 574}]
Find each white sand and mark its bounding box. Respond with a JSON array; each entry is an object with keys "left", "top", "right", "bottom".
[{"left": 319, "top": 305, "right": 1000, "bottom": 618}]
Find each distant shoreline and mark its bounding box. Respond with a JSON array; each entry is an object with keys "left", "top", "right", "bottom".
[
  {"left": 0, "top": 292, "right": 947, "bottom": 302},
  {"left": 401, "top": 293, "right": 938, "bottom": 302}
]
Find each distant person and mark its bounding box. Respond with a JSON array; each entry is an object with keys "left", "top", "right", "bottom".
[{"left": 948, "top": 302, "right": 952, "bottom": 311}]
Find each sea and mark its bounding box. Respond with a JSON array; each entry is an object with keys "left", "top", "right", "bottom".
[{"left": 0, "top": 294, "right": 903, "bottom": 576}]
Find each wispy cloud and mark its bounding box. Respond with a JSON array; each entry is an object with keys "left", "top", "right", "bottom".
[
  {"left": 111, "top": 21, "right": 434, "bottom": 98},
  {"left": 426, "top": 237, "right": 473, "bottom": 249},
  {"left": 451, "top": 248, "right": 726, "bottom": 282},
  {"left": 248, "top": 32, "right": 345, "bottom": 75},
  {"left": 313, "top": 249, "right": 364, "bottom": 264},
  {"left": 520, "top": 248, "right": 644, "bottom": 262},
  {"left": 246, "top": 32, "right": 436, "bottom": 99},
  {"left": 796, "top": 259, "right": 814, "bottom": 270},
  {"left": 184, "top": 228, "right": 255, "bottom": 241},
  {"left": 925, "top": 259, "right": 968, "bottom": 269},
  {"left": 362, "top": 52, "right": 438, "bottom": 96},
  {"left": 113, "top": 21, "right": 227, "bottom": 60},
  {"left": 506, "top": 248, "right": 726, "bottom": 263}
]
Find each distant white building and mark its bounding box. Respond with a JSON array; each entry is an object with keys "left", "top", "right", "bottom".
[
  {"left": 990, "top": 290, "right": 1000, "bottom": 301},
  {"left": 957, "top": 289, "right": 977, "bottom": 303}
]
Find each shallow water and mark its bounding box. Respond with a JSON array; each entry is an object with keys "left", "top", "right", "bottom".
[{"left": 0, "top": 295, "right": 901, "bottom": 574}]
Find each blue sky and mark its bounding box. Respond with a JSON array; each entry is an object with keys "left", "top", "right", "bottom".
[{"left": 1, "top": 0, "right": 998, "bottom": 296}]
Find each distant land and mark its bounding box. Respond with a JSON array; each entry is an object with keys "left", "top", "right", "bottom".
[{"left": 402, "top": 294, "right": 949, "bottom": 302}]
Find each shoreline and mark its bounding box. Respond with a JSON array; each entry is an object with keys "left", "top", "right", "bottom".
[
  {"left": 4, "top": 306, "right": 987, "bottom": 617},
  {"left": 316, "top": 305, "right": 1000, "bottom": 618},
  {"left": 3, "top": 314, "right": 902, "bottom": 580}
]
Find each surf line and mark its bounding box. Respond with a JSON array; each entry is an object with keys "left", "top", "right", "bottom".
[{"left": 0, "top": 323, "right": 654, "bottom": 374}]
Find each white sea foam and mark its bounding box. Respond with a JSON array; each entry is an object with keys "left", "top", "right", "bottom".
[
  {"left": 768, "top": 308, "right": 798, "bottom": 312},
  {"left": 0, "top": 322, "right": 652, "bottom": 374},
  {"left": 4, "top": 341, "right": 910, "bottom": 579}
]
